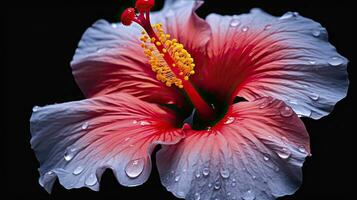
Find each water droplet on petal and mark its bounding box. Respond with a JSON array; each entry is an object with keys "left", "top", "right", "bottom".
[
  {"left": 242, "top": 26, "right": 249, "bottom": 32},
  {"left": 73, "top": 166, "right": 84, "bottom": 175},
  {"left": 224, "top": 117, "right": 235, "bottom": 125},
  {"left": 231, "top": 182, "right": 237, "bottom": 187},
  {"left": 208, "top": 183, "right": 212, "bottom": 188},
  {"left": 46, "top": 171, "right": 54, "bottom": 175},
  {"left": 277, "top": 148, "right": 291, "bottom": 159},
  {"left": 308, "top": 60, "right": 316, "bottom": 65},
  {"left": 202, "top": 167, "right": 210, "bottom": 176},
  {"left": 312, "top": 30, "right": 320, "bottom": 37},
  {"left": 230, "top": 19, "right": 241, "bottom": 27},
  {"left": 177, "top": 191, "right": 185, "bottom": 197},
  {"left": 64, "top": 148, "right": 76, "bottom": 161},
  {"left": 96, "top": 48, "right": 106, "bottom": 53},
  {"left": 263, "top": 156, "right": 269, "bottom": 161},
  {"left": 111, "top": 23, "right": 118, "bottom": 28},
  {"left": 242, "top": 190, "right": 255, "bottom": 200},
  {"left": 264, "top": 24, "right": 271, "bottom": 30},
  {"left": 252, "top": 175, "right": 256, "bottom": 179},
  {"left": 207, "top": 127, "right": 212, "bottom": 132},
  {"left": 280, "top": 106, "right": 293, "bottom": 117},
  {"left": 275, "top": 166, "right": 280, "bottom": 172},
  {"left": 32, "top": 106, "right": 40, "bottom": 112},
  {"left": 328, "top": 56, "right": 344, "bottom": 66},
  {"left": 298, "top": 145, "right": 307, "bottom": 153},
  {"left": 85, "top": 174, "right": 97, "bottom": 186},
  {"left": 132, "top": 120, "right": 138, "bottom": 124},
  {"left": 309, "top": 92, "right": 319, "bottom": 101},
  {"left": 125, "top": 158, "right": 145, "bottom": 178},
  {"left": 280, "top": 12, "right": 293, "bottom": 20},
  {"left": 140, "top": 121, "right": 151, "bottom": 126},
  {"left": 81, "top": 122, "right": 89, "bottom": 130},
  {"left": 195, "top": 171, "right": 201, "bottom": 178},
  {"left": 227, "top": 192, "right": 231, "bottom": 196},
  {"left": 214, "top": 181, "right": 221, "bottom": 190},
  {"left": 220, "top": 168, "right": 230, "bottom": 179},
  {"left": 193, "top": 192, "right": 200, "bottom": 200},
  {"left": 174, "top": 175, "right": 181, "bottom": 182},
  {"left": 124, "top": 137, "right": 131, "bottom": 142}
]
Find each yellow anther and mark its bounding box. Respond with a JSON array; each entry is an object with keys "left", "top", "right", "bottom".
[{"left": 139, "top": 23, "right": 196, "bottom": 89}]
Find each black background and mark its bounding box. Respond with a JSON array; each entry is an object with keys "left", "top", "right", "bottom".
[{"left": 2, "top": 0, "right": 355, "bottom": 199}]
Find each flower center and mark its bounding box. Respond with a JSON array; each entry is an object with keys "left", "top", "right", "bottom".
[{"left": 121, "top": 0, "right": 215, "bottom": 121}]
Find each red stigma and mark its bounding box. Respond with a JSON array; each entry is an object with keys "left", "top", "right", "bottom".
[
  {"left": 121, "top": 7, "right": 136, "bottom": 26},
  {"left": 135, "top": 0, "right": 155, "bottom": 12}
]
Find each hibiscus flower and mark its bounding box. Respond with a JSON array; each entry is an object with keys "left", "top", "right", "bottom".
[{"left": 30, "top": 0, "right": 348, "bottom": 199}]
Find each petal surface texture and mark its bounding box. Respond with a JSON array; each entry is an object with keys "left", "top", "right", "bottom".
[
  {"left": 157, "top": 98, "right": 310, "bottom": 200},
  {"left": 194, "top": 9, "right": 348, "bottom": 119},
  {"left": 30, "top": 93, "right": 183, "bottom": 192},
  {"left": 71, "top": 20, "right": 186, "bottom": 106}
]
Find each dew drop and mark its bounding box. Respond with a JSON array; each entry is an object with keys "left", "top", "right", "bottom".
[
  {"left": 279, "top": 12, "right": 293, "bottom": 20},
  {"left": 207, "top": 127, "right": 212, "bottom": 132},
  {"left": 309, "top": 92, "right": 319, "bottom": 101},
  {"left": 32, "top": 106, "right": 40, "bottom": 112},
  {"left": 220, "top": 168, "right": 230, "bottom": 179},
  {"left": 202, "top": 167, "right": 210, "bottom": 176},
  {"left": 263, "top": 156, "right": 269, "bottom": 161},
  {"left": 177, "top": 191, "right": 185, "bottom": 197},
  {"left": 280, "top": 106, "right": 293, "bottom": 117},
  {"left": 132, "top": 120, "right": 138, "bottom": 124},
  {"left": 312, "top": 30, "right": 320, "bottom": 37},
  {"left": 224, "top": 117, "right": 235, "bottom": 125},
  {"left": 275, "top": 166, "right": 280, "bottom": 172},
  {"left": 195, "top": 171, "right": 201, "bottom": 178},
  {"left": 252, "top": 175, "right": 256, "bottom": 179},
  {"left": 64, "top": 148, "right": 76, "bottom": 161},
  {"left": 85, "top": 174, "right": 97, "bottom": 186},
  {"left": 124, "top": 137, "right": 131, "bottom": 142},
  {"left": 264, "top": 24, "right": 272, "bottom": 30},
  {"left": 298, "top": 145, "right": 307, "bottom": 153},
  {"left": 125, "top": 158, "right": 145, "bottom": 178},
  {"left": 194, "top": 192, "right": 201, "bottom": 200},
  {"left": 214, "top": 181, "right": 221, "bottom": 190},
  {"left": 242, "top": 26, "right": 249, "bottom": 32},
  {"left": 242, "top": 190, "right": 255, "bottom": 200},
  {"left": 208, "top": 183, "right": 212, "bottom": 188},
  {"left": 277, "top": 148, "right": 291, "bottom": 159},
  {"left": 46, "top": 171, "right": 54, "bottom": 176},
  {"left": 328, "top": 56, "right": 344, "bottom": 66},
  {"left": 140, "top": 121, "right": 151, "bottom": 126},
  {"left": 96, "top": 48, "right": 106, "bottom": 53},
  {"left": 230, "top": 19, "right": 241, "bottom": 27},
  {"left": 175, "top": 175, "right": 181, "bottom": 182},
  {"left": 231, "top": 182, "right": 237, "bottom": 187},
  {"left": 111, "top": 23, "right": 118, "bottom": 28},
  {"left": 81, "top": 122, "right": 89, "bottom": 130},
  {"left": 73, "top": 166, "right": 84, "bottom": 175},
  {"left": 309, "top": 60, "right": 316, "bottom": 65}
]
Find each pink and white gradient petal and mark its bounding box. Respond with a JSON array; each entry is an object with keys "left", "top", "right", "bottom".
[
  {"left": 193, "top": 8, "right": 348, "bottom": 119},
  {"left": 156, "top": 98, "right": 310, "bottom": 200},
  {"left": 150, "top": 0, "right": 211, "bottom": 62},
  {"left": 30, "top": 93, "right": 183, "bottom": 192},
  {"left": 71, "top": 20, "right": 186, "bottom": 107}
]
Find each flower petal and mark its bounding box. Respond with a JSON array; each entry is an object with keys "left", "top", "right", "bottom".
[
  {"left": 150, "top": 0, "right": 211, "bottom": 68},
  {"left": 156, "top": 97, "right": 310, "bottom": 200},
  {"left": 195, "top": 9, "right": 348, "bottom": 119},
  {"left": 71, "top": 20, "right": 186, "bottom": 106},
  {"left": 30, "top": 93, "right": 183, "bottom": 192}
]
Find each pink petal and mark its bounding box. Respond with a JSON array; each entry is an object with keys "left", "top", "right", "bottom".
[
  {"left": 156, "top": 97, "right": 310, "bottom": 200},
  {"left": 30, "top": 93, "right": 183, "bottom": 192},
  {"left": 71, "top": 20, "right": 186, "bottom": 107},
  {"left": 194, "top": 9, "right": 348, "bottom": 119},
  {"left": 150, "top": 0, "right": 211, "bottom": 69}
]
